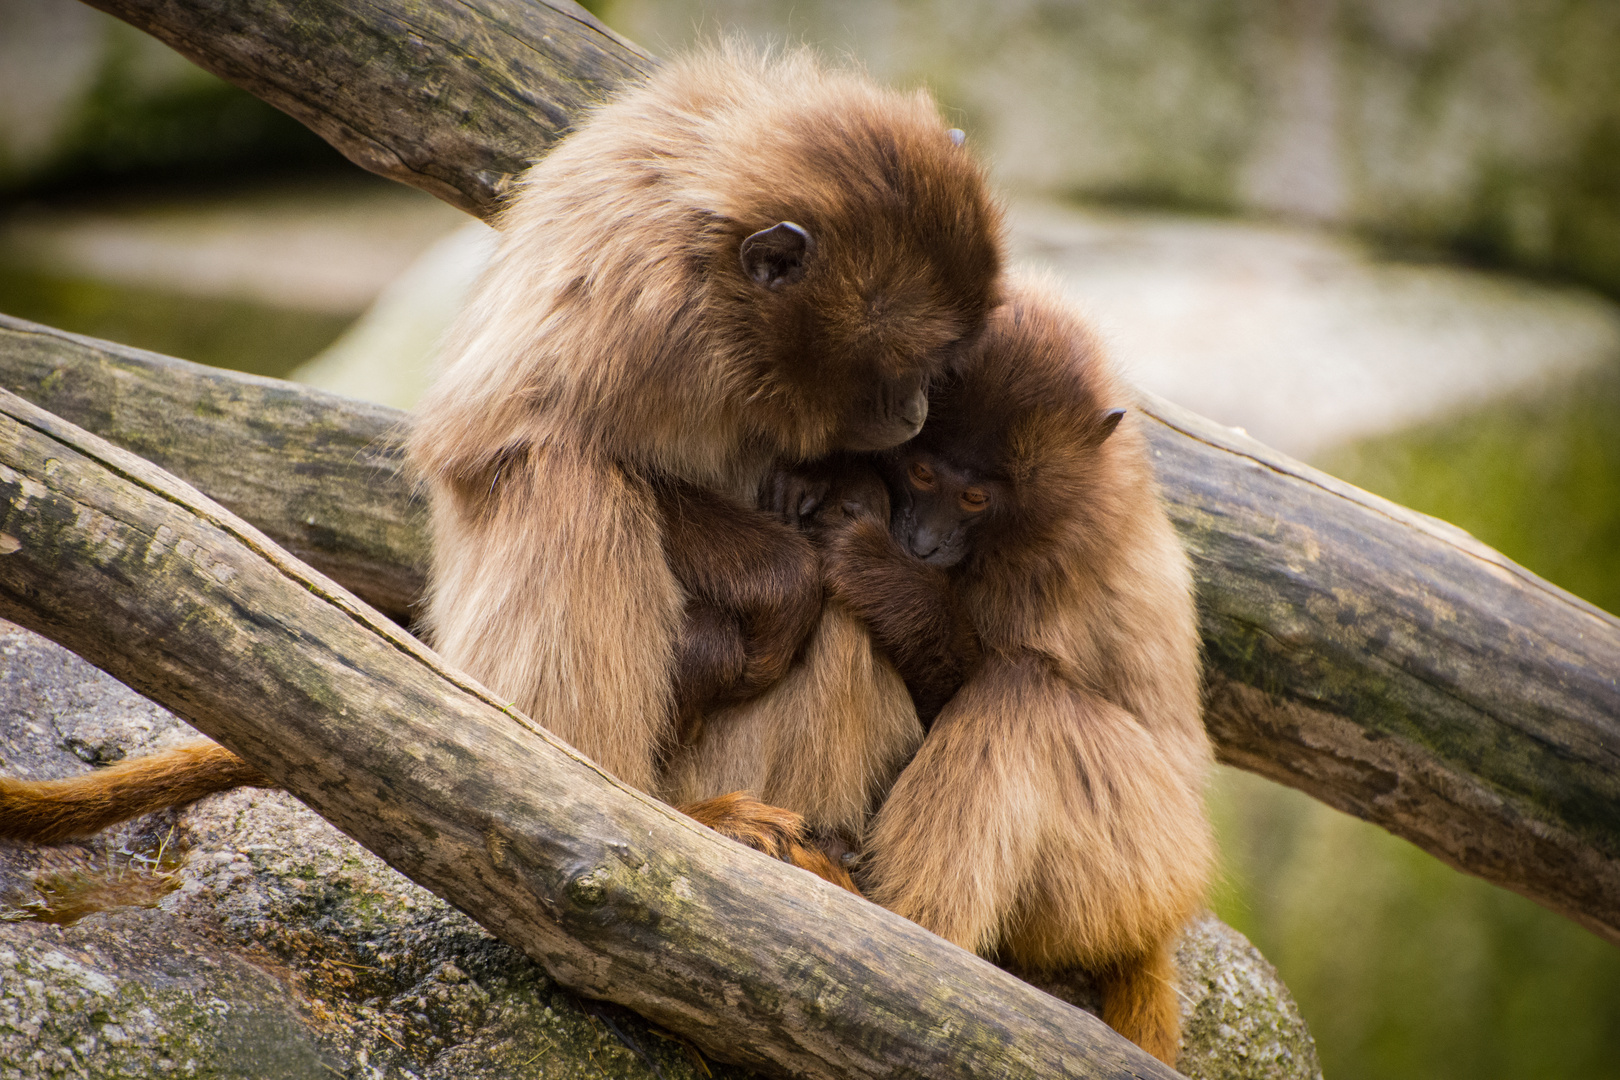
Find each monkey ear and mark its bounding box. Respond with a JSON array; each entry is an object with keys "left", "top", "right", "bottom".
[
  {"left": 1092, "top": 407, "right": 1127, "bottom": 445},
  {"left": 740, "top": 222, "right": 817, "bottom": 290}
]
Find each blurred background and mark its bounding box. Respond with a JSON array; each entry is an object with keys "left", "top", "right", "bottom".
[{"left": 1, "top": 0, "right": 1616, "bottom": 1075}]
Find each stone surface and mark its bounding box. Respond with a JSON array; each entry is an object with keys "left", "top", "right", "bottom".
[{"left": 0, "top": 620, "right": 1320, "bottom": 1079}]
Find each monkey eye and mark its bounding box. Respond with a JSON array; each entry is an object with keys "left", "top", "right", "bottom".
[
  {"left": 959, "top": 488, "right": 990, "bottom": 513},
  {"left": 909, "top": 462, "right": 936, "bottom": 489}
]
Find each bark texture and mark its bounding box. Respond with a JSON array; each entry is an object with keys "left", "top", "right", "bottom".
[
  {"left": 0, "top": 314, "right": 423, "bottom": 623},
  {"left": 79, "top": 0, "right": 655, "bottom": 218}
]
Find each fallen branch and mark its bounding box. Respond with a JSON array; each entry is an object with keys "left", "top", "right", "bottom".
[
  {"left": 80, "top": 0, "right": 653, "bottom": 218},
  {"left": 0, "top": 385, "right": 1175, "bottom": 1080},
  {"left": 0, "top": 314, "right": 422, "bottom": 622}
]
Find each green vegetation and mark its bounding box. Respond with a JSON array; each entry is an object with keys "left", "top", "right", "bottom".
[
  {"left": 4, "top": 19, "right": 346, "bottom": 197},
  {"left": 0, "top": 263, "right": 352, "bottom": 380},
  {"left": 1214, "top": 361, "right": 1620, "bottom": 1080}
]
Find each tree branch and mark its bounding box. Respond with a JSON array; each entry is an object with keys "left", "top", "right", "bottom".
[{"left": 79, "top": 0, "right": 654, "bottom": 218}]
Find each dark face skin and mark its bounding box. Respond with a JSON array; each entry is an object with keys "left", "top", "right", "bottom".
[{"left": 879, "top": 448, "right": 1004, "bottom": 569}]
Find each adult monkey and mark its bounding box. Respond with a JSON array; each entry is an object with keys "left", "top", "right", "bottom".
[
  {"left": 0, "top": 47, "right": 1003, "bottom": 881},
  {"left": 724, "top": 279, "right": 1214, "bottom": 1065}
]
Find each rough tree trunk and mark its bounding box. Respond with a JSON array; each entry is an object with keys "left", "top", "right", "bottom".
[{"left": 63, "top": 0, "right": 1619, "bottom": 941}]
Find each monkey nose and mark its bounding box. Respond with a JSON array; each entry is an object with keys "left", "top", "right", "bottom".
[
  {"left": 896, "top": 386, "right": 928, "bottom": 434},
  {"left": 908, "top": 525, "right": 946, "bottom": 561}
]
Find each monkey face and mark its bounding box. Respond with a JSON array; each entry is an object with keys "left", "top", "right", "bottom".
[
  {"left": 724, "top": 112, "right": 1004, "bottom": 459},
  {"left": 734, "top": 220, "right": 995, "bottom": 455},
  {"left": 879, "top": 449, "right": 1003, "bottom": 569},
  {"left": 738, "top": 221, "right": 935, "bottom": 451}
]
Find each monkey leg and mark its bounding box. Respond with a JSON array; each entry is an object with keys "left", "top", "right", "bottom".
[
  {"left": 1097, "top": 942, "right": 1182, "bottom": 1067},
  {"left": 865, "top": 658, "right": 1210, "bottom": 1064},
  {"left": 860, "top": 666, "right": 1050, "bottom": 956},
  {"left": 679, "top": 791, "right": 858, "bottom": 892},
  {"left": 0, "top": 740, "right": 273, "bottom": 844}
]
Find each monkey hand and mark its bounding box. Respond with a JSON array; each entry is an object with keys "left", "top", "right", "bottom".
[
  {"left": 819, "top": 513, "right": 898, "bottom": 597},
  {"left": 680, "top": 792, "right": 861, "bottom": 893},
  {"left": 763, "top": 463, "right": 833, "bottom": 528},
  {"left": 812, "top": 464, "right": 891, "bottom": 532}
]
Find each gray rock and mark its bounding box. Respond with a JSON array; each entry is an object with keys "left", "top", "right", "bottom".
[{"left": 0, "top": 620, "right": 1319, "bottom": 1078}]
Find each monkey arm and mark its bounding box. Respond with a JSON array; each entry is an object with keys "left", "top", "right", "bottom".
[
  {"left": 820, "top": 515, "right": 981, "bottom": 727},
  {"left": 653, "top": 479, "right": 823, "bottom": 717}
]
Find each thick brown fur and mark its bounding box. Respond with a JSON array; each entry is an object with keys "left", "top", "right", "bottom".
[
  {"left": 0, "top": 741, "right": 273, "bottom": 844},
  {"left": 652, "top": 477, "right": 822, "bottom": 737},
  {"left": 407, "top": 43, "right": 1001, "bottom": 816},
  {"left": 798, "top": 278, "right": 1213, "bottom": 1065},
  {"left": 0, "top": 49, "right": 1004, "bottom": 882}
]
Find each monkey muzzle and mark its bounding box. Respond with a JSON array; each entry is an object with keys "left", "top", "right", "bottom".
[{"left": 842, "top": 374, "right": 929, "bottom": 452}]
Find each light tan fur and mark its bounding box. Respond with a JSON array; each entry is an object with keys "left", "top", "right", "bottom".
[
  {"left": 813, "top": 278, "right": 1213, "bottom": 1065},
  {"left": 409, "top": 45, "right": 1000, "bottom": 836},
  {"left": 0, "top": 47, "right": 1002, "bottom": 864},
  {"left": 661, "top": 602, "right": 923, "bottom": 839}
]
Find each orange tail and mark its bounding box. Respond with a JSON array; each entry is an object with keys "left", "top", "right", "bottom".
[
  {"left": 1098, "top": 942, "right": 1182, "bottom": 1067},
  {"left": 0, "top": 740, "right": 273, "bottom": 844},
  {"left": 680, "top": 791, "right": 859, "bottom": 893}
]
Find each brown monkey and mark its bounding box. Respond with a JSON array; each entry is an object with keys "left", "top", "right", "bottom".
[
  {"left": 410, "top": 43, "right": 1000, "bottom": 866},
  {"left": 763, "top": 278, "right": 1213, "bottom": 1065},
  {"left": 0, "top": 47, "right": 1004, "bottom": 890}
]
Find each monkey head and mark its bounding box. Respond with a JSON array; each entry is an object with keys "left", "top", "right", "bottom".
[
  {"left": 877, "top": 283, "right": 1131, "bottom": 574},
  {"left": 876, "top": 440, "right": 1004, "bottom": 570},
  {"left": 711, "top": 62, "right": 1006, "bottom": 459},
  {"left": 417, "top": 47, "right": 1006, "bottom": 489}
]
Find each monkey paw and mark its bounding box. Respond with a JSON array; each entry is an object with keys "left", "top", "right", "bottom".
[{"left": 679, "top": 792, "right": 859, "bottom": 893}]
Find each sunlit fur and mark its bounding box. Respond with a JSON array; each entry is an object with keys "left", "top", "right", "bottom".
[
  {"left": 661, "top": 601, "right": 924, "bottom": 842},
  {"left": 0, "top": 46, "right": 1004, "bottom": 860},
  {"left": 0, "top": 741, "right": 272, "bottom": 844},
  {"left": 845, "top": 279, "right": 1213, "bottom": 1065},
  {"left": 410, "top": 46, "right": 1001, "bottom": 797}
]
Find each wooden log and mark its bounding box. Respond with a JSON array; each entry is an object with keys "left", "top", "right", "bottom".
[
  {"left": 5, "top": 314, "right": 1618, "bottom": 947},
  {"left": 46, "top": 0, "right": 1620, "bottom": 948},
  {"left": 0, "top": 385, "right": 1177, "bottom": 1080},
  {"left": 1142, "top": 394, "right": 1620, "bottom": 947}
]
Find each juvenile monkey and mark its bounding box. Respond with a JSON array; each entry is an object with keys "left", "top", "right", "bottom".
[
  {"left": 767, "top": 279, "right": 1213, "bottom": 1065},
  {"left": 0, "top": 47, "right": 1005, "bottom": 886}
]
